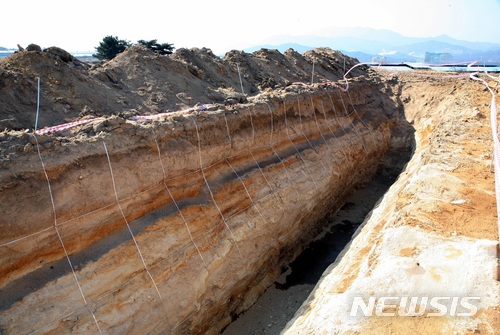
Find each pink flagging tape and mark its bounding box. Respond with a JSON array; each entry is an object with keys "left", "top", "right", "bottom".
[
  {"left": 35, "top": 117, "right": 103, "bottom": 135},
  {"left": 405, "top": 72, "right": 476, "bottom": 79},
  {"left": 33, "top": 104, "right": 217, "bottom": 135},
  {"left": 129, "top": 112, "right": 172, "bottom": 121},
  {"left": 491, "top": 99, "right": 500, "bottom": 239},
  {"left": 292, "top": 80, "right": 347, "bottom": 92},
  {"left": 485, "top": 71, "right": 500, "bottom": 81},
  {"left": 129, "top": 104, "right": 216, "bottom": 121}
]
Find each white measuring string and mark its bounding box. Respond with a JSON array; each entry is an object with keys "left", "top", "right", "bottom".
[
  {"left": 319, "top": 99, "right": 349, "bottom": 161},
  {"left": 484, "top": 71, "right": 500, "bottom": 81},
  {"left": 248, "top": 148, "right": 285, "bottom": 212},
  {"left": 150, "top": 127, "right": 208, "bottom": 270},
  {"left": 246, "top": 104, "right": 280, "bottom": 195},
  {"left": 342, "top": 89, "right": 372, "bottom": 146},
  {"left": 333, "top": 88, "right": 369, "bottom": 153},
  {"left": 294, "top": 93, "right": 330, "bottom": 174},
  {"left": 171, "top": 217, "right": 284, "bottom": 333},
  {"left": 307, "top": 91, "right": 339, "bottom": 157},
  {"left": 29, "top": 305, "right": 87, "bottom": 334},
  {"left": 92, "top": 198, "right": 242, "bottom": 308},
  {"left": 246, "top": 105, "right": 256, "bottom": 143},
  {"left": 346, "top": 89, "right": 373, "bottom": 132},
  {"left": 102, "top": 141, "right": 163, "bottom": 300},
  {"left": 261, "top": 101, "right": 302, "bottom": 199},
  {"left": 221, "top": 108, "right": 273, "bottom": 224},
  {"left": 32, "top": 134, "right": 102, "bottom": 335},
  {"left": 237, "top": 63, "right": 245, "bottom": 95},
  {"left": 0, "top": 225, "right": 53, "bottom": 247},
  {"left": 223, "top": 112, "right": 233, "bottom": 148},
  {"left": 326, "top": 88, "right": 364, "bottom": 159},
  {"left": 189, "top": 116, "right": 244, "bottom": 259},
  {"left": 469, "top": 73, "right": 500, "bottom": 240},
  {"left": 295, "top": 93, "right": 321, "bottom": 154},
  {"left": 341, "top": 62, "right": 371, "bottom": 92},
  {"left": 324, "top": 89, "right": 353, "bottom": 160},
  {"left": 34, "top": 77, "right": 40, "bottom": 131},
  {"left": 264, "top": 101, "right": 275, "bottom": 146},
  {"left": 269, "top": 140, "right": 302, "bottom": 200},
  {"left": 225, "top": 158, "right": 269, "bottom": 225},
  {"left": 281, "top": 96, "right": 319, "bottom": 188}
]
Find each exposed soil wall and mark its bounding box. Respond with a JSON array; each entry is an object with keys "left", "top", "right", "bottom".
[{"left": 0, "top": 67, "right": 404, "bottom": 333}]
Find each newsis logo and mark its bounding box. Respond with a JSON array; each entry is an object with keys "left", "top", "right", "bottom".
[{"left": 349, "top": 296, "right": 481, "bottom": 317}]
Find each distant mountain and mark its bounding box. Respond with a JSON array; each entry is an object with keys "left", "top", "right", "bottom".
[
  {"left": 246, "top": 27, "right": 500, "bottom": 64},
  {"left": 429, "top": 35, "right": 500, "bottom": 52}
]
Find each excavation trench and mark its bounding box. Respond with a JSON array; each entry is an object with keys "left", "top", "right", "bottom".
[
  {"left": 221, "top": 125, "right": 414, "bottom": 335},
  {"left": 0, "top": 81, "right": 413, "bottom": 335},
  {"left": 2, "top": 46, "right": 499, "bottom": 335}
]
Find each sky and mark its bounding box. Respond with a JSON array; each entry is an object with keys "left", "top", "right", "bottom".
[{"left": 1, "top": 0, "right": 499, "bottom": 55}]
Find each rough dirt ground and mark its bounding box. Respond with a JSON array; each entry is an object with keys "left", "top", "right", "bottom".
[
  {"left": 393, "top": 71, "right": 498, "bottom": 241},
  {"left": 0, "top": 45, "right": 499, "bottom": 335}
]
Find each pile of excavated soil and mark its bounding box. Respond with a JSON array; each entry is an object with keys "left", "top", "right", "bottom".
[{"left": 0, "top": 45, "right": 364, "bottom": 130}]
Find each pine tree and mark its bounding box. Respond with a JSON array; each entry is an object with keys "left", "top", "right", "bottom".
[
  {"left": 93, "top": 36, "right": 131, "bottom": 60},
  {"left": 137, "top": 39, "right": 175, "bottom": 55}
]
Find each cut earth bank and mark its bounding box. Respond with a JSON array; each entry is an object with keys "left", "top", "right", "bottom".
[
  {"left": 0, "top": 46, "right": 498, "bottom": 334},
  {"left": 282, "top": 72, "right": 500, "bottom": 335}
]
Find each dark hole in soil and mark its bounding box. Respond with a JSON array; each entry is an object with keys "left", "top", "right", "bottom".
[{"left": 274, "top": 220, "right": 358, "bottom": 290}]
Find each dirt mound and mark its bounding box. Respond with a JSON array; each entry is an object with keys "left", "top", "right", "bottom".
[{"left": 0, "top": 45, "right": 365, "bottom": 130}]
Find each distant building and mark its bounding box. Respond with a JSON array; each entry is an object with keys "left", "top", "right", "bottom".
[
  {"left": 372, "top": 55, "right": 388, "bottom": 63},
  {"left": 424, "top": 52, "right": 452, "bottom": 64}
]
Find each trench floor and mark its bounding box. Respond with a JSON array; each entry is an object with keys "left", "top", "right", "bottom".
[{"left": 221, "top": 167, "right": 402, "bottom": 335}]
